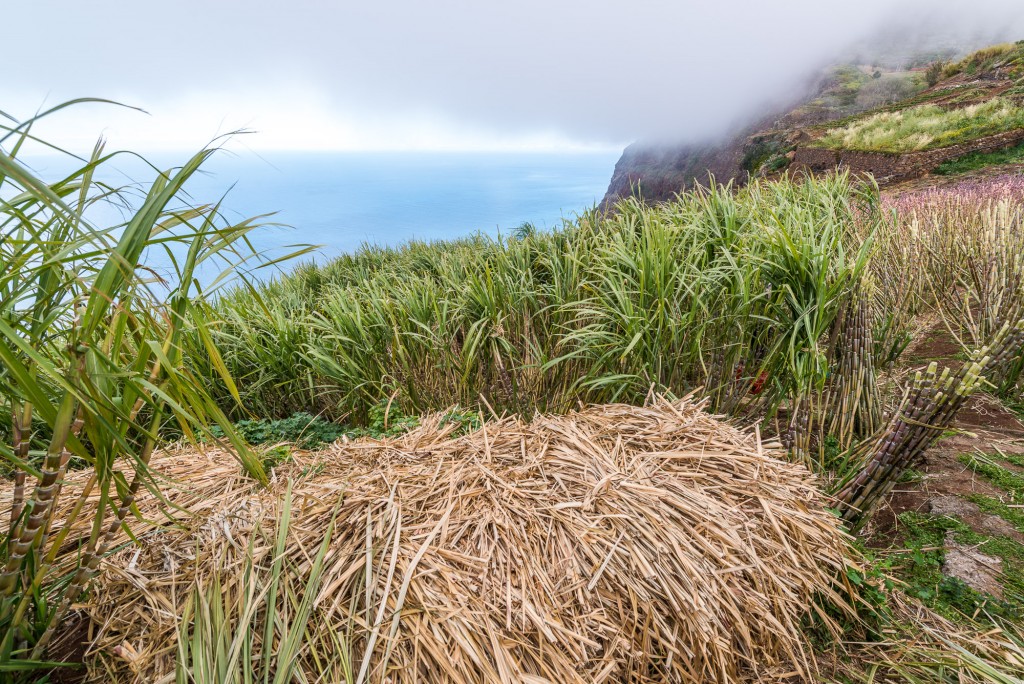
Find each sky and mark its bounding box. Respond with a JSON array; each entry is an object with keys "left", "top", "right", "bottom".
[{"left": 5, "top": 0, "right": 1024, "bottom": 153}]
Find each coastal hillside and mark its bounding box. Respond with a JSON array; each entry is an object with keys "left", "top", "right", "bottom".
[
  {"left": 7, "top": 33, "right": 1024, "bottom": 684},
  {"left": 605, "top": 41, "right": 1024, "bottom": 204}
]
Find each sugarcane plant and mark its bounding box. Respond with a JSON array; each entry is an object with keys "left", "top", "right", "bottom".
[
  {"left": 832, "top": 189, "right": 1024, "bottom": 531},
  {"left": 835, "top": 313, "right": 1024, "bottom": 531},
  {"left": 0, "top": 101, "right": 275, "bottom": 672},
  {"left": 781, "top": 281, "right": 883, "bottom": 469},
  {"left": 823, "top": 285, "right": 882, "bottom": 452}
]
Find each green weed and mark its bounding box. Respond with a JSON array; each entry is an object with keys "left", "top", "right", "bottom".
[
  {"left": 898, "top": 468, "right": 926, "bottom": 484},
  {"left": 892, "top": 512, "right": 1023, "bottom": 622},
  {"left": 214, "top": 413, "right": 350, "bottom": 448},
  {"left": 959, "top": 453, "right": 1024, "bottom": 503},
  {"left": 968, "top": 494, "right": 1024, "bottom": 532},
  {"left": 934, "top": 141, "right": 1024, "bottom": 175},
  {"left": 1005, "top": 396, "right": 1024, "bottom": 420},
  {"left": 211, "top": 403, "right": 482, "bottom": 450}
]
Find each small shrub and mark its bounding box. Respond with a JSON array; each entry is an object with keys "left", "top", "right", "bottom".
[
  {"left": 831, "top": 65, "right": 871, "bottom": 107},
  {"left": 741, "top": 136, "right": 793, "bottom": 175},
  {"left": 217, "top": 413, "right": 350, "bottom": 448},
  {"left": 926, "top": 61, "right": 947, "bottom": 87},
  {"left": 364, "top": 400, "right": 420, "bottom": 438},
  {"left": 212, "top": 403, "right": 482, "bottom": 450},
  {"left": 854, "top": 75, "right": 922, "bottom": 110}
]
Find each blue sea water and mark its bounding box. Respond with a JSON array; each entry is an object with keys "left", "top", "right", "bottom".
[
  {"left": 17, "top": 150, "right": 619, "bottom": 285},
  {"left": 174, "top": 151, "right": 619, "bottom": 272}
]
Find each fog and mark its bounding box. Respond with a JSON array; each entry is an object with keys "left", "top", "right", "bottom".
[{"left": 4, "top": 0, "right": 1024, "bottom": 151}]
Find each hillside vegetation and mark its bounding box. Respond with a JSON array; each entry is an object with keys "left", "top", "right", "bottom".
[
  {"left": 199, "top": 175, "right": 877, "bottom": 427},
  {"left": 942, "top": 41, "right": 1024, "bottom": 82},
  {"left": 934, "top": 139, "right": 1024, "bottom": 175},
  {"left": 815, "top": 98, "right": 1024, "bottom": 153},
  {"left": 605, "top": 40, "right": 1024, "bottom": 204}
]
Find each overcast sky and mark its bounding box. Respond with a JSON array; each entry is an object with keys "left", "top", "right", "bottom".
[{"left": 5, "top": 0, "right": 1024, "bottom": 152}]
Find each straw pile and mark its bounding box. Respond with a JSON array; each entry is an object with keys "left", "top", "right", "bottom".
[{"left": 48, "top": 397, "right": 854, "bottom": 683}]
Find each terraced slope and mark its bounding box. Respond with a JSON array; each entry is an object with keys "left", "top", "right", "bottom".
[{"left": 604, "top": 41, "right": 1024, "bottom": 204}]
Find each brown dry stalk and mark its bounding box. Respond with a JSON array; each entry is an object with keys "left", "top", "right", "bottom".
[{"left": 11, "top": 398, "right": 856, "bottom": 684}]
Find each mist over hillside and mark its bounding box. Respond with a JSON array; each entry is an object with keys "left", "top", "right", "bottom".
[{"left": 603, "top": 23, "right": 1024, "bottom": 206}]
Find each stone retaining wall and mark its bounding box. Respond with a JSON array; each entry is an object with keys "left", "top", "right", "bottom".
[{"left": 792, "top": 127, "right": 1024, "bottom": 183}]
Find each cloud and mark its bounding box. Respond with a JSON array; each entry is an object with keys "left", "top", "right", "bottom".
[{"left": 4, "top": 0, "right": 1024, "bottom": 150}]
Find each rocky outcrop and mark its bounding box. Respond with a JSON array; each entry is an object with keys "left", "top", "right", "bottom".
[
  {"left": 600, "top": 80, "right": 858, "bottom": 206},
  {"left": 601, "top": 137, "right": 750, "bottom": 207},
  {"left": 942, "top": 533, "right": 1004, "bottom": 598}
]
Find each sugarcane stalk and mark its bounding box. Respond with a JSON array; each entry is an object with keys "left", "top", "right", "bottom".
[
  {"left": 34, "top": 414, "right": 84, "bottom": 562},
  {"left": 0, "top": 392, "right": 79, "bottom": 600},
  {"left": 837, "top": 317, "right": 1024, "bottom": 531},
  {"left": 8, "top": 404, "right": 29, "bottom": 539},
  {"left": 30, "top": 408, "right": 162, "bottom": 659},
  {"left": 818, "top": 287, "right": 883, "bottom": 464}
]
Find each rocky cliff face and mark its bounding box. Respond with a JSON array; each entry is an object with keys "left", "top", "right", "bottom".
[
  {"left": 601, "top": 122, "right": 812, "bottom": 207},
  {"left": 602, "top": 136, "right": 750, "bottom": 207},
  {"left": 601, "top": 90, "right": 829, "bottom": 207}
]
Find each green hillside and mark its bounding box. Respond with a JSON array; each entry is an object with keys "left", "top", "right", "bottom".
[
  {"left": 815, "top": 98, "right": 1024, "bottom": 153},
  {"left": 808, "top": 42, "right": 1024, "bottom": 156},
  {"left": 606, "top": 40, "right": 1024, "bottom": 204}
]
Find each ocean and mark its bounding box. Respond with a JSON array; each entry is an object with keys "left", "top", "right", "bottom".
[
  {"left": 18, "top": 150, "right": 619, "bottom": 286},
  {"left": 172, "top": 151, "right": 619, "bottom": 274}
]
